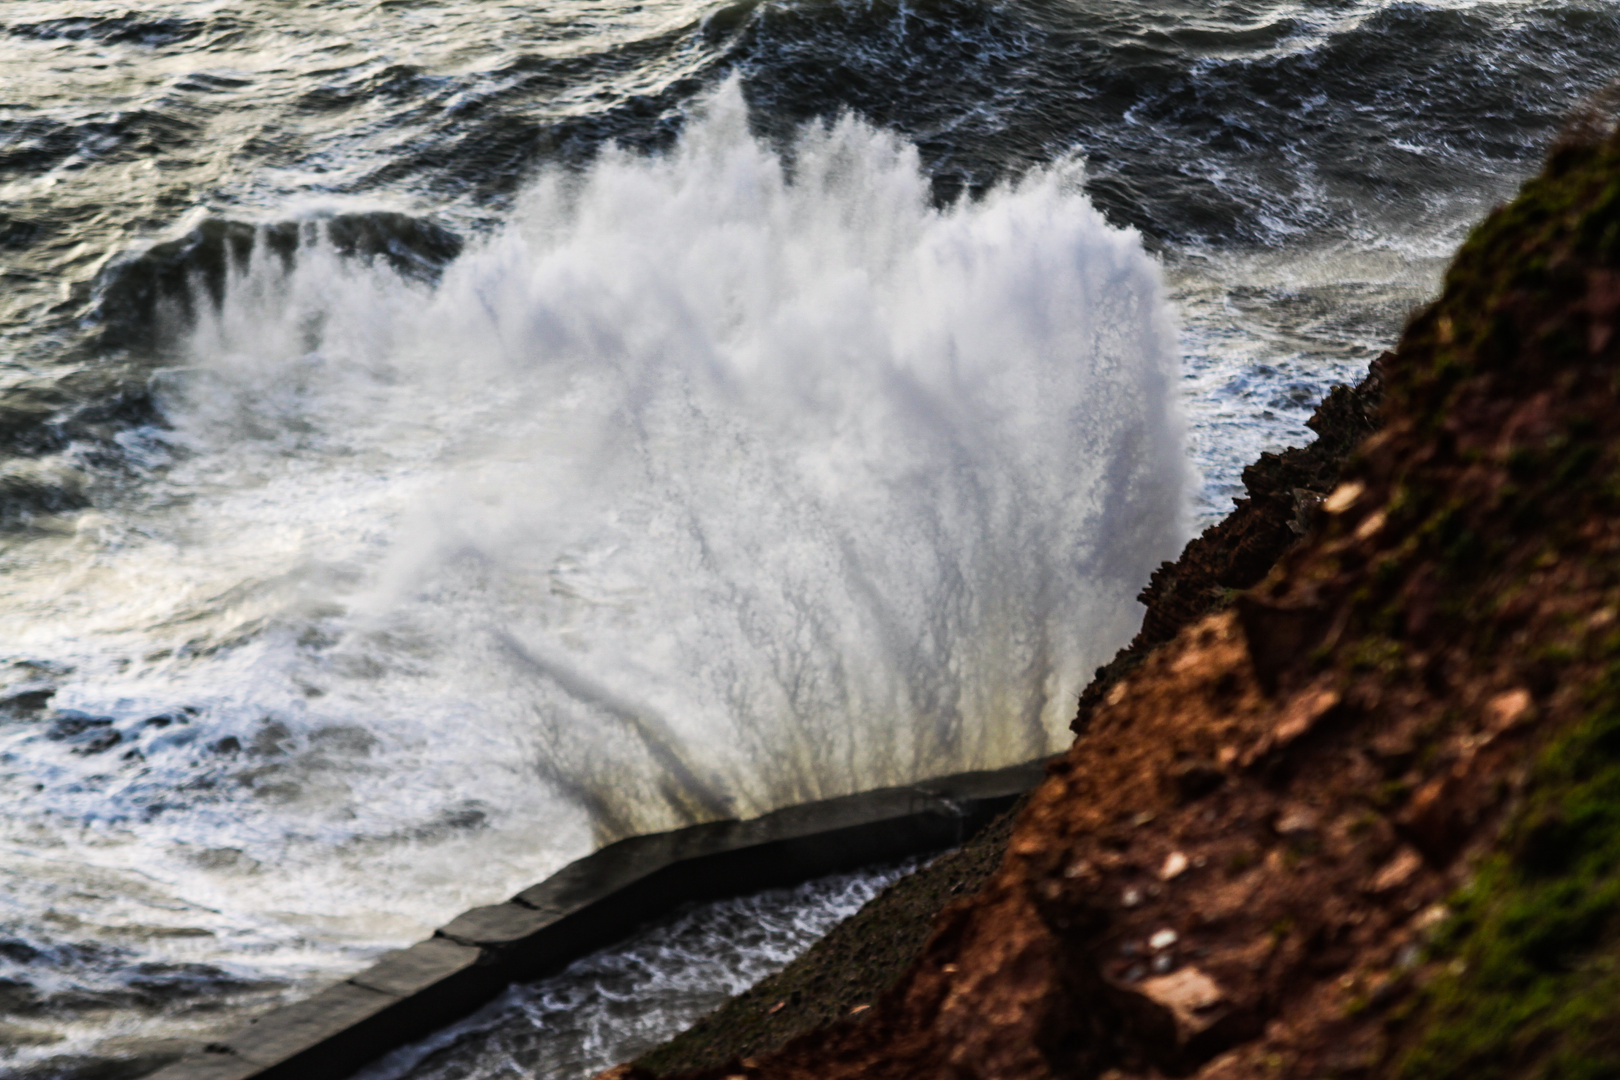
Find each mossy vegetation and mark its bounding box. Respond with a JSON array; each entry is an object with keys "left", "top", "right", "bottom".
[
  {"left": 1394, "top": 133, "right": 1620, "bottom": 430},
  {"left": 1397, "top": 659, "right": 1620, "bottom": 1080}
]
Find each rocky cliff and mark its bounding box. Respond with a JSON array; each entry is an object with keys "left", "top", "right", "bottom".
[{"left": 622, "top": 110, "right": 1620, "bottom": 1080}]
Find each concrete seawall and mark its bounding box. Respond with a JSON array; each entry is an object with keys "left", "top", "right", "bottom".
[{"left": 149, "top": 760, "right": 1048, "bottom": 1080}]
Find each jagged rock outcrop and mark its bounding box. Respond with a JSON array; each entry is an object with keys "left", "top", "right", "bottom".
[
  {"left": 1073, "top": 366, "right": 1384, "bottom": 735},
  {"left": 622, "top": 107, "right": 1620, "bottom": 1080}
]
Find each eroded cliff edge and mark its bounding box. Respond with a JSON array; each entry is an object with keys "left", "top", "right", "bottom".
[{"left": 628, "top": 114, "right": 1620, "bottom": 1080}]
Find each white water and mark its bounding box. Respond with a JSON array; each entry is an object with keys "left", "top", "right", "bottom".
[
  {"left": 0, "top": 80, "right": 1187, "bottom": 1055},
  {"left": 355, "top": 862, "right": 917, "bottom": 1080}
]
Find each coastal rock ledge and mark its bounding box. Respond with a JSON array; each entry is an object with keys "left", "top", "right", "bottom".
[{"left": 621, "top": 114, "right": 1620, "bottom": 1079}]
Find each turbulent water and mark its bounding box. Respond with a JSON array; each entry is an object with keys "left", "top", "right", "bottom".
[
  {"left": 354, "top": 863, "right": 914, "bottom": 1080},
  {"left": 1, "top": 0, "right": 1617, "bottom": 1076}
]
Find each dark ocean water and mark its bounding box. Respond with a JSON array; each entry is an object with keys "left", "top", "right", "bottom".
[{"left": 1, "top": 1, "right": 1617, "bottom": 1076}]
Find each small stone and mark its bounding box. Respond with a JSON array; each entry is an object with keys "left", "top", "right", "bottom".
[
  {"left": 1161, "top": 851, "right": 1190, "bottom": 880},
  {"left": 1260, "top": 685, "right": 1341, "bottom": 759},
  {"left": 942, "top": 963, "right": 959, "bottom": 973},
  {"left": 1368, "top": 846, "right": 1424, "bottom": 895},
  {"left": 1414, "top": 904, "right": 1448, "bottom": 933},
  {"left": 1323, "top": 480, "right": 1365, "bottom": 514},
  {"left": 1274, "top": 807, "right": 1318, "bottom": 837},
  {"left": 1354, "top": 509, "right": 1388, "bottom": 540},
  {"left": 1152, "top": 953, "right": 1175, "bottom": 974},
  {"left": 1133, "top": 967, "right": 1228, "bottom": 1043},
  {"left": 1122, "top": 887, "right": 1143, "bottom": 908},
  {"left": 1276, "top": 689, "right": 1341, "bottom": 757},
  {"left": 1485, "top": 688, "right": 1532, "bottom": 733},
  {"left": 1150, "top": 928, "right": 1179, "bottom": 950},
  {"left": 1145, "top": 967, "right": 1224, "bottom": 1011}
]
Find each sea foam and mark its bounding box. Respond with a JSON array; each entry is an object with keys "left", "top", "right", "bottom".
[
  {"left": 181, "top": 79, "right": 1187, "bottom": 824},
  {"left": 0, "top": 80, "right": 1188, "bottom": 1013}
]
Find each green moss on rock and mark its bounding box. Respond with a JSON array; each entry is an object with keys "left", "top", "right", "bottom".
[{"left": 1398, "top": 659, "right": 1620, "bottom": 1080}]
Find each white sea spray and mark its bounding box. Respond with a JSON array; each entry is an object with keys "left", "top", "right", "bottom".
[{"left": 0, "top": 79, "right": 1187, "bottom": 1058}]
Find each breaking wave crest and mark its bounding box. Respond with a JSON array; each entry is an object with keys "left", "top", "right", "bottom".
[
  {"left": 166, "top": 79, "right": 1188, "bottom": 830},
  {"left": 0, "top": 80, "right": 1187, "bottom": 1050}
]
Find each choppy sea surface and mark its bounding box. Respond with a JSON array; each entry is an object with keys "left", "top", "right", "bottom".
[
  {"left": 1, "top": 1, "right": 1617, "bottom": 1076},
  {"left": 354, "top": 863, "right": 915, "bottom": 1080}
]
